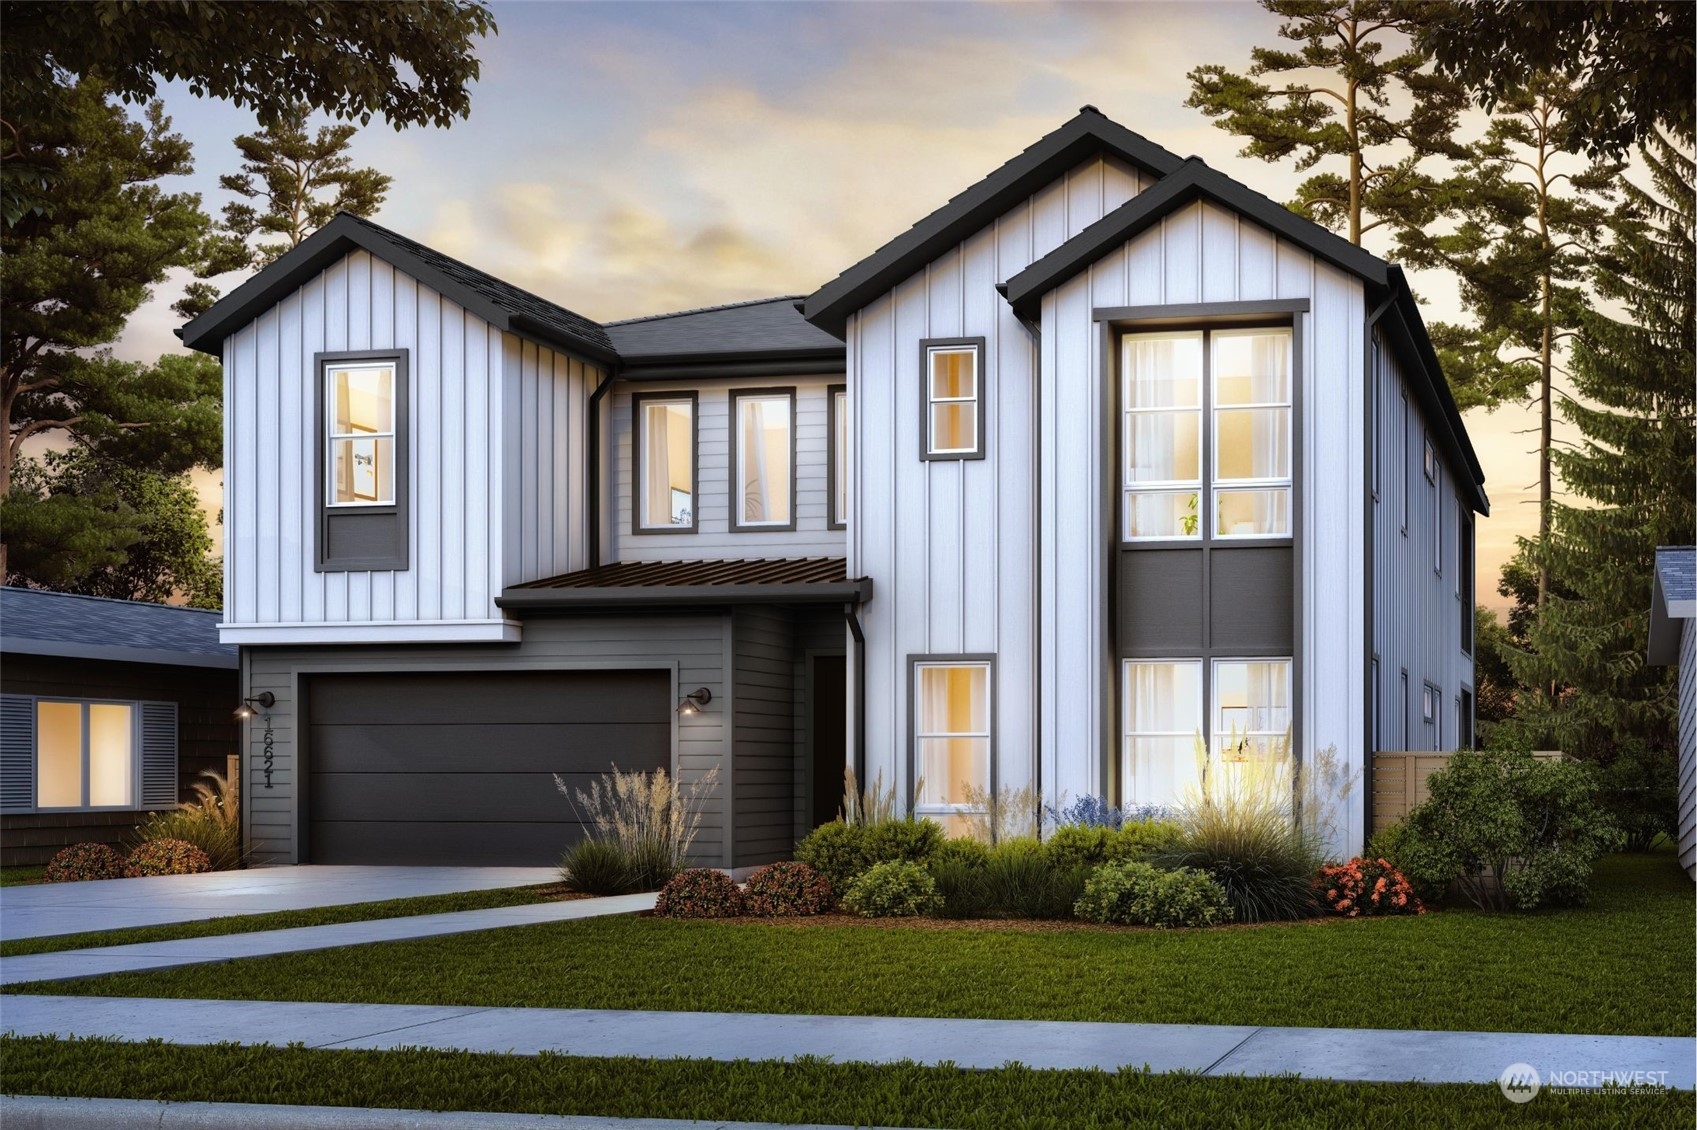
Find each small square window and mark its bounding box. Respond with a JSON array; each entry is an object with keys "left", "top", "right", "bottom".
[
  {"left": 1421, "top": 683, "right": 1437, "bottom": 724},
  {"left": 922, "top": 340, "right": 985, "bottom": 459}
]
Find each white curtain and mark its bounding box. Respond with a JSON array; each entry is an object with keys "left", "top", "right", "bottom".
[
  {"left": 642, "top": 403, "right": 672, "bottom": 527},
  {"left": 742, "top": 399, "right": 770, "bottom": 523},
  {"left": 1122, "top": 661, "right": 1202, "bottom": 805}
]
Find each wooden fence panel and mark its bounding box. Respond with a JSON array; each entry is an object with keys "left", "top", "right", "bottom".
[{"left": 1372, "top": 751, "right": 1564, "bottom": 831}]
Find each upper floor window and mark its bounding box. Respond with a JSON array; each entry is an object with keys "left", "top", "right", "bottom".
[
  {"left": 922, "top": 340, "right": 984, "bottom": 459},
  {"left": 829, "top": 385, "right": 848, "bottom": 530},
  {"left": 732, "top": 389, "right": 794, "bottom": 529},
  {"left": 327, "top": 360, "right": 397, "bottom": 506},
  {"left": 634, "top": 393, "right": 696, "bottom": 532},
  {"left": 1121, "top": 327, "right": 1291, "bottom": 540}
]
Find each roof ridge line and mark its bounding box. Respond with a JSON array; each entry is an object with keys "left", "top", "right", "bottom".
[
  {"left": 605, "top": 295, "right": 809, "bottom": 326},
  {"left": 0, "top": 586, "right": 221, "bottom": 614}
]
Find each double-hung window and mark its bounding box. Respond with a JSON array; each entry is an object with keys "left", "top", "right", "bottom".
[
  {"left": 922, "top": 340, "right": 984, "bottom": 459},
  {"left": 1121, "top": 328, "right": 1291, "bottom": 539},
  {"left": 912, "top": 659, "right": 991, "bottom": 833},
  {"left": 327, "top": 360, "right": 397, "bottom": 506},
  {"left": 732, "top": 389, "right": 795, "bottom": 529},
  {"left": 634, "top": 393, "right": 696, "bottom": 532},
  {"left": 1120, "top": 658, "right": 1291, "bottom": 807}
]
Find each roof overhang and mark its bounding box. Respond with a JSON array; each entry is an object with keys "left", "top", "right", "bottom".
[
  {"left": 1649, "top": 561, "right": 1695, "bottom": 666},
  {"left": 617, "top": 348, "right": 845, "bottom": 382},
  {"left": 180, "top": 214, "right": 619, "bottom": 367},
  {"left": 802, "top": 108, "right": 1186, "bottom": 338},
  {"left": 0, "top": 636, "right": 239, "bottom": 670},
  {"left": 498, "top": 557, "right": 872, "bottom": 611}
]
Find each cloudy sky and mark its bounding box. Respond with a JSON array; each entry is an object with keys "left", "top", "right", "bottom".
[{"left": 121, "top": 0, "right": 1591, "bottom": 610}]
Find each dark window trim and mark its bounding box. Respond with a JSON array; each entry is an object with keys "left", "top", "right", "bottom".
[
  {"left": 906, "top": 653, "right": 997, "bottom": 821},
  {"left": 728, "top": 386, "right": 798, "bottom": 532},
  {"left": 827, "top": 383, "right": 848, "bottom": 530},
  {"left": 314, "top": 349, "right": 410, "bottom": 573},
  {"left": 919, "top": 337, "right": 987, "bottom": 461},
  {"left": 1092, "top": 298, "right": 1311, "bottom": 324},
  {"left": 630, "top": 390, "right": 700, "bottom": 535},
  {"left": 1421, "top": 680, "right": 1439, "bottom": 725},
  {"left": 1460, "top": 686, "right": 1475, "bottom": 749}
]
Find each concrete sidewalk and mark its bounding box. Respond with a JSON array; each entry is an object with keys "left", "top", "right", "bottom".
[
  {"left": 0, "top": 893, "right": 657, "bottom": 986},
  {"left": 0, "top": 866, "right": 559, "bottom": 941},
  {"left": 4, "top": 994, "right": 1691, "bottom": 1090}
]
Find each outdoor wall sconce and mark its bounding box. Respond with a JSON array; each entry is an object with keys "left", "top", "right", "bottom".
[
  {"left": 676, "top": 687, "right": 712, "bottom": 715},
  {"left": 233, "top": 692, "right": 276, "bottom": 720}
]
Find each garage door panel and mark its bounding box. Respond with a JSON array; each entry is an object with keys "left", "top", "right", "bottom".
[
  {"left": 309, "top": 671, "right": 670, "bottom": 726},
  {"left": 309, "top": 821, "right": 587, "bottom": 867},
  {"left": 310, "top": 772, "right": 607, "bottom": 823},
  {"left": 308, "top": 723, "right": 670, "bottom": 774}
]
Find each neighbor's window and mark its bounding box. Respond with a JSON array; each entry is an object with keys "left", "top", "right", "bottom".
[
  {"left": 327, "top": 361, "right": 396, "bottom": 506},
  {"left": 1212, "top": 659, "right": 1292, "bottom": 760},
  {"left": 924, "top": 343, "right": 982, "bottom": 458},
  {"left": 1122, "top": 660, "right": 1202, "bottom": 806},
  {"left": 732, "top": 390, "right": 793, "bottom": 528},
  {"left": 830, "top": 386, "right": 848, "bottom": 529},
  {"left": 1460, "top": 689, "right": 1474, "bottom": 749},
  {"left": 1121, "top": 328, "right": 1291, "bottom": 539},
  {"left": 36, "top": 700, "right": 134, "bottom": 809},
  {"left": 1430, "top": 443, "right": 1442, "bottom": 575},
  {"left": 636, "top": 395, "right": 695, "bottom": 531},
  {"left": 913, "top": 660, "right": 991, "bottom": 834},
  {"left": 1421, "top": 682, "right": 1437, "bottom": 724},
  {"left": 1399, "top": 392, "right": 1410, "bottom": 535}
]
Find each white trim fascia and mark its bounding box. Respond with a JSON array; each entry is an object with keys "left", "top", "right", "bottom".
[
  {"left": 218, "top": 619, "right": 524, "bottom": 645},
  {"left": 1666, "top": 599, "right": 1697, "bottom": 620}
]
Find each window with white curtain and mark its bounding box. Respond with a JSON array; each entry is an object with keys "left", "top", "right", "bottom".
[
  {"left": 1211, "top": 659, "right": 1292, "bottom": 760},
  {"left": 912, "top": 660, "right": 991, "bottom": 834},
  {"left": 35, "top": 700, "right": 135, "bottom": 809},
  {"left": 732, "top": 391, "right": 793, "bottom": 528},
  {"left": 327, "top": 361, "right": 396, "bottom": 506},
  {"left": 635, "top": 395, "right": 695, "bottom": 531},
  {"left": 1122, "top": 660, "right": 1203, "bottom": 805},
  {"left": 1121, "top": 327, "right": 1291, "bottom": 540}
]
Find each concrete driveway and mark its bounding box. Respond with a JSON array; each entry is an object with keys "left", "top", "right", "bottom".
[{"left": 0, "top": 865, "right": 558, "bottom": 941}]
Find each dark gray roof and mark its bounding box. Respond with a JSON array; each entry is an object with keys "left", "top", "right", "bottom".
[
  {"left": 606, "top": 297, "right": 844, "bottom": 368},
  {"left": 1658, "top": 546, "right": 1696, "bottom": 606},
  {"left": 1649, "top": 546, "right": 1696, "bottom": 665},
  {"left": 0, "top": 587, "right": 237, "bottom": 669},
  {"left": 499, "top": 557, "right": 870, "bottom": 609},
  {"left": 181, "top": 212, "right": 617, "bottom": 365}
]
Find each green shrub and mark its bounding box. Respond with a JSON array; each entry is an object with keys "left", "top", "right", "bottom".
[
  {"left": 1105, "top": 820, "right": 1184, "bottom": 862},
  {"left": 561, "top": 838, "right": 634, "bottom": 895},
  {"left": 1161, "top": 807, "right": 1322, "bottom": 924},
  {"left": 843, "top": 860, "right": 939, "bottom": 918},
  {"left": 43, "top": 842, "right": 124, "bottom": 883},
  {"left": 1074, "top": 860, "right": 1234, "bottom": 928},
  {"left": 557, "top": 766, "right": 715, "bottom": 892},
  {"left": 927, "top": 860, "right": 991, "bottom": 919},
  {"left": 1598, "top": 743, "right": 1678, "bottom": 852},
  {"left": 1041, "top": 825, "right": 1110, "bottom": 871},
  {"left": 929, "top": 836, "right": 991, "bottom": 869},
  {"left": 1401, "top": 749, "right": 1623, "bottom": 911},
  {"left": 123, "top": 839, "right": 211, "bottom": 878},
  {"left": 743, "top": 862, "right": 834, "bottom": 916},
  {"left": 1364, "top": 821, "right": 1448, "bottom": 904},
  {"left": 654, "top": 868, "right": 745, "bottom": 918},
  {"left": 136, "top": 771, "right": 244, "bottom": 872},
  {"left": 865, "top": 819, "right": 945, "bottom": 866},
  {"left": 981, "top": 838, "right": 1085, "bottom": 920},
  {"left": 794, "top": 822, "right": 870, "bottom": 892}
]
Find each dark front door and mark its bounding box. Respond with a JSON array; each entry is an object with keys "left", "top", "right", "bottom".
[
  {"left": 810, "top": 654, "right": 847, "bottom": 828},
  {"left": 305, "top": 669, "right": 670, "bottom": 865}
]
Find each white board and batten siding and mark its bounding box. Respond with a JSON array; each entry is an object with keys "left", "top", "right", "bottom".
[
  {"left": 1038, "top": 199, "right": 1369, "bottom": 854},
  {"left": 606, "top": 380, "right": 846, "bottom": 563},
  {"left": 848, "top": 155, "right": 1148, "bottom": 814},
  {"left": 221, "top": 249, "right": 598, "bottom": 646}
]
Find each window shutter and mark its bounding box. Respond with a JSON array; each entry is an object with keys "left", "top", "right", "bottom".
[
  {"left": 140, "top": 701, "right": 179, "bottom": 809},
  {"left": 0, "top": 694, "right": 34, "bottom": 813}
]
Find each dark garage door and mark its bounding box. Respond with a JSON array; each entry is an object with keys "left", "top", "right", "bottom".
[{"left": 306, "top": 670, "right": 670, "bottom": 865}]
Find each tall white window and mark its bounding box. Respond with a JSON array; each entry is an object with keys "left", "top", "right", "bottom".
[
  {"left": 1122, "top": 328, "right": 1292, "bottom": 539},
  {"left": 913, "top": 661, "right": 991, "bottom": 834},
  {"left": 1122, "top": 660, "right": 1203, "bottom": 805},
  {"left": 327, "top": 361, "right": 396, "bottom": 506},
  {"left": 925, "top": 344, "right": 981, "bottom": 458},
  {"left": 733, "top": 391, "right": 793, "bottom": 528},
  {"left": 830, "top": 386, "right": 848, "bottom": 529},
  {"left": 636, "top": 396, "right": 694, "bottom": 531},
  {"left": 1211, "top": 659, "right": 1292, "bottom": 759},
  {"left": 36, "top": 700, "right": 135, "bottom": 809}
]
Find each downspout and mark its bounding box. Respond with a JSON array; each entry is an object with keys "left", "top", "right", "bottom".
[
  {"left": 1362, "top": 289, "right": 1397, "bottom": 849},
  {"left": 844, "top": 603, "right": 867, "bottom": 793},
  {"left": 585, "top": 368, "right": 620, "bottom": 569}
]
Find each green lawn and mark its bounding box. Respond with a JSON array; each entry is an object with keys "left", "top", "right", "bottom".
[
  {"left": 16, "top": 854, "right": 1690, "bottom": 1037},
  {"left": 1, "top": 865, "right": 46, "bottom": 887},
  {"left": 3, "top": 1036, "right": 1687, "bottom": 1129},
  {"left": 0, "top": 884, "right": 565, "bottom": 958}
]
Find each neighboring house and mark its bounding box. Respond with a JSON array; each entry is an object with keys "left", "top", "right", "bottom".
[
  {"left": 180, "top": 106, "right": 1483, "bottom": 868},
  {"left": 0, "top": 588, "right": 240, "bottom": 864},
  {"left": 1648, "top": 545, "right": 1695, "bottom": 879}
]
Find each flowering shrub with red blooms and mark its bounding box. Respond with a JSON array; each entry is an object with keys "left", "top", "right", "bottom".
[
  {"left": 44, "top": 842, "right": 125, "bottom": 883},
  {"left": 743, "top": 861, "right": 835, "bottom": 916},
  {"left": 123, "top": 838, "right": 212, "bottom": 878},
  {"left": 654, "top": 867, "right": 746, "bottom": 918},
  {"left": 1315, "top": 857, "right": 1424, "bottom": 917}
]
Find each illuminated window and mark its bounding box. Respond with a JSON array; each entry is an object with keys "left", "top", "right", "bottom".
[
  {"left": 912, "top": 660, "right": 991, "bottom": 835},
  {"left": 923, "top": 342, "right": 983, "bottom": 458},
  {"left": 35, "top": 700, "right": 135, "bottom": 809},
  {"left": 327, "top": 362, "right": 396, "bottom": 506},
  {"left": 635, "top": 395, "right": 695, "bottom": 531},
  {"left": 732, "top": 390, "right": 794, "bottom": 528}
]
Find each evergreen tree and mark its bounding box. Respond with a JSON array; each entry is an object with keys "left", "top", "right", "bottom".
[
  {"left": 1186, "top": 1, "right": 1466, "bottom": 247},
  {"left": 1503, "top": 132, "right": 1694, "bottom": 799}
]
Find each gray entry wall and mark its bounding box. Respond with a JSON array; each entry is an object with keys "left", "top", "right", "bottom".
[{"left": 305, "top": 669, "right": 669, "bottom": 865}]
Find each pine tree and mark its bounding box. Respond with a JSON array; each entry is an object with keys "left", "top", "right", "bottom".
[
  {"left": 1186, "top": 1, "right": 1467, "bottom": 247},
  {"left": 1503, "top": 132, "right": 1694, "bottom": 827}
]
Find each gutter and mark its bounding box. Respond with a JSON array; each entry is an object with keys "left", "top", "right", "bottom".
[
  {"left": 496, "top": 578, "right": 874, "bottom": 610},
  {"left": 845, "top": 603, "right": 867, "bottom": 789},
  {"left": 585, "top": 369, "right": 620, "bottom": 569}
]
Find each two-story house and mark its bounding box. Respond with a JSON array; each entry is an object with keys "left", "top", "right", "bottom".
[{"left": 180, "top": 107, "right": 1484, "bottom": 867}]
